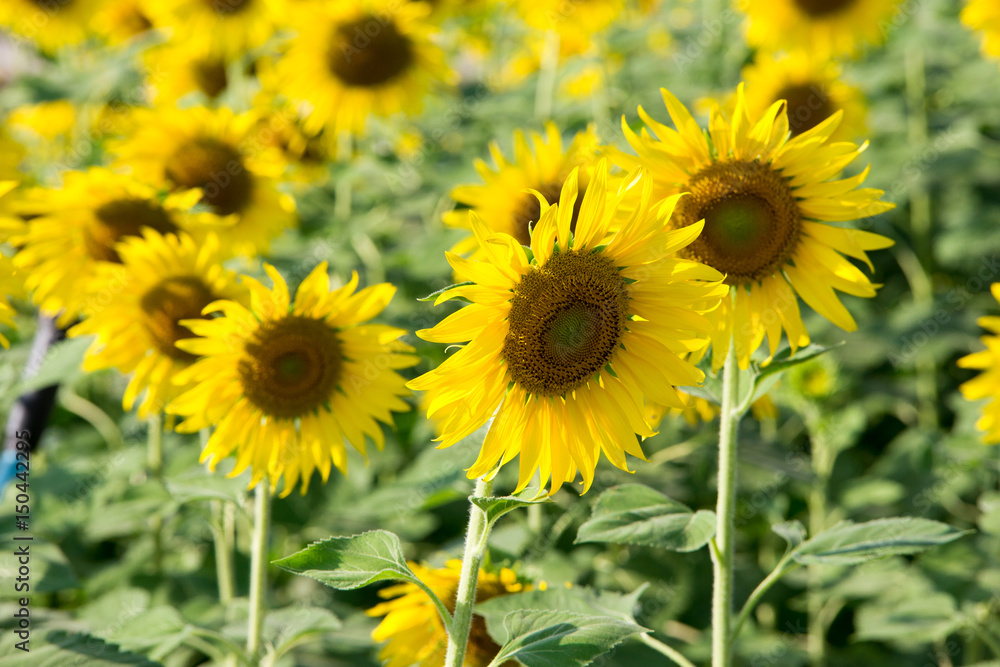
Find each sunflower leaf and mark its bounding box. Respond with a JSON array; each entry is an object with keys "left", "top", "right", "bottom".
[
  {"left": 486, "top": 610, "right": 645, "bottom": 667},
  {"left": 743, "top": 342, "right": 843, "bottom": 408},
  {"left": 790, "top": 518, "right": 972, "bottom": 566},
  {"left": 471, "top": 487, "right": 551, "bottom": 533},
  {"left": 575, "top": 484, "right": 716, "bottom": 552},
  {"left": 417, "top": 281, "right": 475, "bottom": 302},
  {"left": 273, "top": 530, "right": 452, "bottom": 626}
]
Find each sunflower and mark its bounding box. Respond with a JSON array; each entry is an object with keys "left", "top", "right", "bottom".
[
  {"left": 445, "top": 123, "right": 600, "bottom": 259},
  {"left": 92, "top": 0, "right": 156, "bottom": 44},
  {"left": 0, "top": 254, "right": 19, "bottom": 349},
  {"left": 514, "top": 0, "right": 625, "bottom": 41},
  {"left": 166, "top": 263, "right": 418, "bottom": 495},
  {"left": 68, "top": 231, "right": 245, "bottom": 417},
  {"left": 958, "top": 284, "right": 1000, "bottom": 445},
  {"left": 647, "top": 391, "right": 718, "bottom": 428},
  {"left": 0, "top": 0, "right": 103, "bottom": 53},
  {"left": 410, "top": 161, "right": 728, "bottom": 494},
  {"left": 963, "top": 0, "right": 1000, "bottom": 60},
  {"left": 0, "top": 127, "right": 24, "bottom": 182},
  {"left": 277, "top": 0, "right": 451, "bottom": 137},
  {"left": 610, "top": 85, "right": 895, "bottom": 370},
  {"left": 112, "top": 107, "right": 296, "bottom": 257},
  {"left": 740, "top": 52, "right": 866, "bottom": 142},
  {"left": 146, "top": 0, "right": 283, "bottom": 60},
  {"left": 144, "top": 43, "right": 235, "bottom": 105},
  {"left": 368, "top": 560, "right": 526, "bottom": 667},
  {"left": 741, "top": 0, "right": 901, "bottom": 57},
  {"left": 11, "top": 169, "right": 216, "bottom": 327}
]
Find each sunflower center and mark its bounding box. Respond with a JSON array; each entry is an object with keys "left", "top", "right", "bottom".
[
  {"left": 776, "top": 83, "right": 833, "bottom": 136},
  {"left": 325, "top": 16, "right": 414, "bottom": 87},
  {"left": 85, "top": 198, "right": 179, "bottom": 263},
  {"left": 140, "top": 277, "right": 217, "bottom": 362},
  {"left": 504, "top": 250, "right": 628, "bottom": 397},
  {"left": 511, "top": 181, "right": 585, "bottom": 247},
  {"left": 203, "top": 0, "right": 252, "bottom": 15},
  {"left": 164, "top": 137, "right": 252, "bottom": 216},
  {"left": 238, "top": 315, "right": 342, "bottom": 419},
  {"left": 672, "top": 160, "right": 801, "bottom": 285},
  {"left": 192, "top": 58, "right": 229, "bottom": 98},
  {"left": 793, "top": 0, "right": 855, "bottom": 17}
]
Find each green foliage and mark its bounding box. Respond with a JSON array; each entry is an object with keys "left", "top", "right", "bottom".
[{"left": 486, "top": 610, "right": 645, "bottom": 667}]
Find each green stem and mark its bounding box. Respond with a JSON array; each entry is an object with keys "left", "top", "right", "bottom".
[
  {"left": 711, "top": 344, "right": 741, "bottom": 667},
  {"left": 148, "top": 413, "right": 164, "bottom": 573},
  {"left": 444, "top": 477, "right": 495, "bottom": 667},
  {"left": 334, "top": 130, "right": 352, "bottom": 222},
  {"left": 638, "top": 633, "right": 697, "bottom": 667},
  {"left": 534, "top": 30, "right": 560, "bottom": 120},
  {"left": 807, "top": 487, "right": 827, "bottom": 666},
  {"left": 212, "top": 500, "right": 236, "bottom": 606},
  {"left": 731, "top": 556, "right": 797, "bottom": 642},
  {"left": 247, "top": 483, "right": 272, "bottom": 660}
]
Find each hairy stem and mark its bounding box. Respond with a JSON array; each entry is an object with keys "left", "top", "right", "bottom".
[{"left": 712, "top": 343, "right": 740, "bottom": 667}]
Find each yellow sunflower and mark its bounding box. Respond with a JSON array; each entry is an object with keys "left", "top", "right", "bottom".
[
  {"left": 514, "top": 0, "right": 625, "bottom": 41},
  {"left": 740, "top": 52, "right": 866, "bottom": 142},
  {"left": 0, "top": 254, "right": 20, "bottom": 349},
  {"left": 166, "top": 263, "right": 418, "bottom": 495},
  {"left": 69, "top": 231, "right": 245, "bottom": 418},
  {"left": 277, "top": 0, "right": 451, "bottom": 137},
  {"left": 11, "top": 168, "right": 216, "bottom": 327},
  {"left": 0, "top": 127, "right": 25, "bottom": 182},
  {"left": 963, "top": 0, "right": 1000, "bottom": 60},
  {"left": 410, "top": 160, "right": 728, "bottom": 494},
  {"left": 144, "top": 43, "right": 235, "bottom": 105},
  {"left": 92, "top": 0, "right": 156, "bottom": 44},
  {"left": 368, "top": 560, "right": 526, "bottom": 667},
  {"left": 958, "top": 284, "right": 1000, "bottom": 444},
  {"left": 112, "top": 107, "right": 296, "bottom": 257},
  {"left": 0, "top": 0, "right": 103, "bottom": 53},
  {"left": 146, "top": 0, "right": 283, "bottom": 60},
  {"left": 610, "top": 85, "right": 895, "bottom": 371},
  {"left": 740, "top": 0, "right": 901, "bottom": 57},
  {"left": 445, "top": 123, "right": 600, "bottom": 258}
]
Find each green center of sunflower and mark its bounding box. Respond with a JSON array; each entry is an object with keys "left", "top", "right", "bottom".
[
  {"left": 326, "top": 15, "right": 414, "bottom": 87},
  {"left": 793, "top": 0, "right": 855, "bottom": 17},
  {"left": 203, "top": 0, "right": 252, "bottom": 16},
  {"left": 140, "top": 276, "right": 216, "bottom": 362},
  {"left": 672, "top": 159, "right": 801, "bottom": 285},
  {"left": 504, "top": 250, "right": 628, "bottom": 397},
  {"left": 192, "top": 58, "right": 229, "bottom": 98},
  {"left": 164, "top": 137, "right": 253, "bottom": 217},
  {"left": 776, "top": 83, "right": 834, "bottom": 136},
  {"left": 238, "top": 315, "right": 342, "bottom": 419},
  {"left": 86, "top": 198, "right": 179, "bottom": 263},
  {"left": 511, "top": 181, "right": 586, "bottom": 247}
]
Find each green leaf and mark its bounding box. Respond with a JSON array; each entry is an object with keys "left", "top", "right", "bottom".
[
  {"left": 791, "top": 518, "right": 972, "bottom": 566},
  {"left": 418, "top": 281, "right": 474, "bottom": 302},
  {"left": 16, "top": 337, "right": 91, "bottom": 394},
  {"left": 487, "top": 610, "right": 645, "bottom": 667},
  {"left": 744, "top": 343, "right": 841, "bottom": 407},
  {"left": 165, "top": 472, "right": 248, "bottom": 506},
  {"left": 471, "top": 487, "right": 550, "bottom": 532},
  {"left": 266, "top": 606, "right": 342, "bottom": 659},
  {"left": 854, "top": 593, "right": 962, "bottom": 643},
  {"left": 575, "top": 484, "right": 716, "bottom": 552},
  {"left": 0, "top": 630, "right": 161, "bottom": 666},
  {"left": 273, "top": 530, "right": 452, "bottom": 628},
  {"left": 772, "top": 520, "right": 807, "bottom": 551}
]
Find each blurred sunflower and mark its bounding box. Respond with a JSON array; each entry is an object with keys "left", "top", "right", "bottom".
[
  {"left": 611, "top": 85, "right": 894, "bottom": 370},
  {"left": 410, "top": 162, "right": 728, "bottom": 494},
  {"left": 740, "top": 52, "right": 866, "bottom": 141},
  {"left": 92, "top": 0, "right": 156, "bottom": 44},
  {"left": 11, "top": 169, "right": 214, "bottom": 326},
  {"left": 958, "top": 284, "right": 1000, "bottom": 444},
  {"left": 278, "top": 0, "right": 450, "bottom": 137},
  {"left": 69, "top": 231, "right": 245, "bottom": 418},
  {"left": 145, "top": 43, "right": 234, "bottom": 105},
  {"left": 368, "top": 560, "right": 526, "bottom": 667},
  {"left": 741, "top": 0, "right": 901, "bottom": 58},
  {"left": 146, "top": 0, "right": 283, "bottom": 60},
  {"left": 0, "top": 0, "right": 103, "bottom": 53},
  {"left": 167, "top": 263, "right": 418, "bottom": 495},
  {"left": 445, "top": 123, "right": 599, "bottom": 258},
  {"left": 647, "top": 391, "right": 718, "bottom": 428},
  {"left": 514, "top": 0, "right": 624, "bottom": 40},
  {"left": 113, "top": 107, "right": 296, "bottom": 257},
  {"left": 0, "top": 127, "right": 24, "bottom": 181},
  {"left": 0, "top": 254, "right": 19, "bottom": 349},
  {"left": 963, "top": 0, "right": 1000, "bottom": 60}
]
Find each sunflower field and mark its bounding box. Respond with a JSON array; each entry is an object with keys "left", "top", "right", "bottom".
[{"left": 1, "top": 0, "right": 1000, "bottom": 666}]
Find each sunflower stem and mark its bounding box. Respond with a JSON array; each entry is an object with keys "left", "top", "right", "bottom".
[
  {"left": 334, "top": 130, "right": 353, "bottom": 222},
  {"left": 638, "top": 633, "right": 697, "bottom": 667},
  {"left": 712, "top": 343, "right": 740, "bottom": 667},
  {"left": 247, "top": 482, "right": 272, "bottom": 660},
  {"left": 534, "top": 29, "right": 560, "bottom": 120},
  {"left": 148, "top": 413, "right": 164, "bottom": 574},
  {"left": 444, "top": 476, "right": 495, "bottom": 667},
  {"left": 212, "top": 500, "right": 236, "bottom": 607}
]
